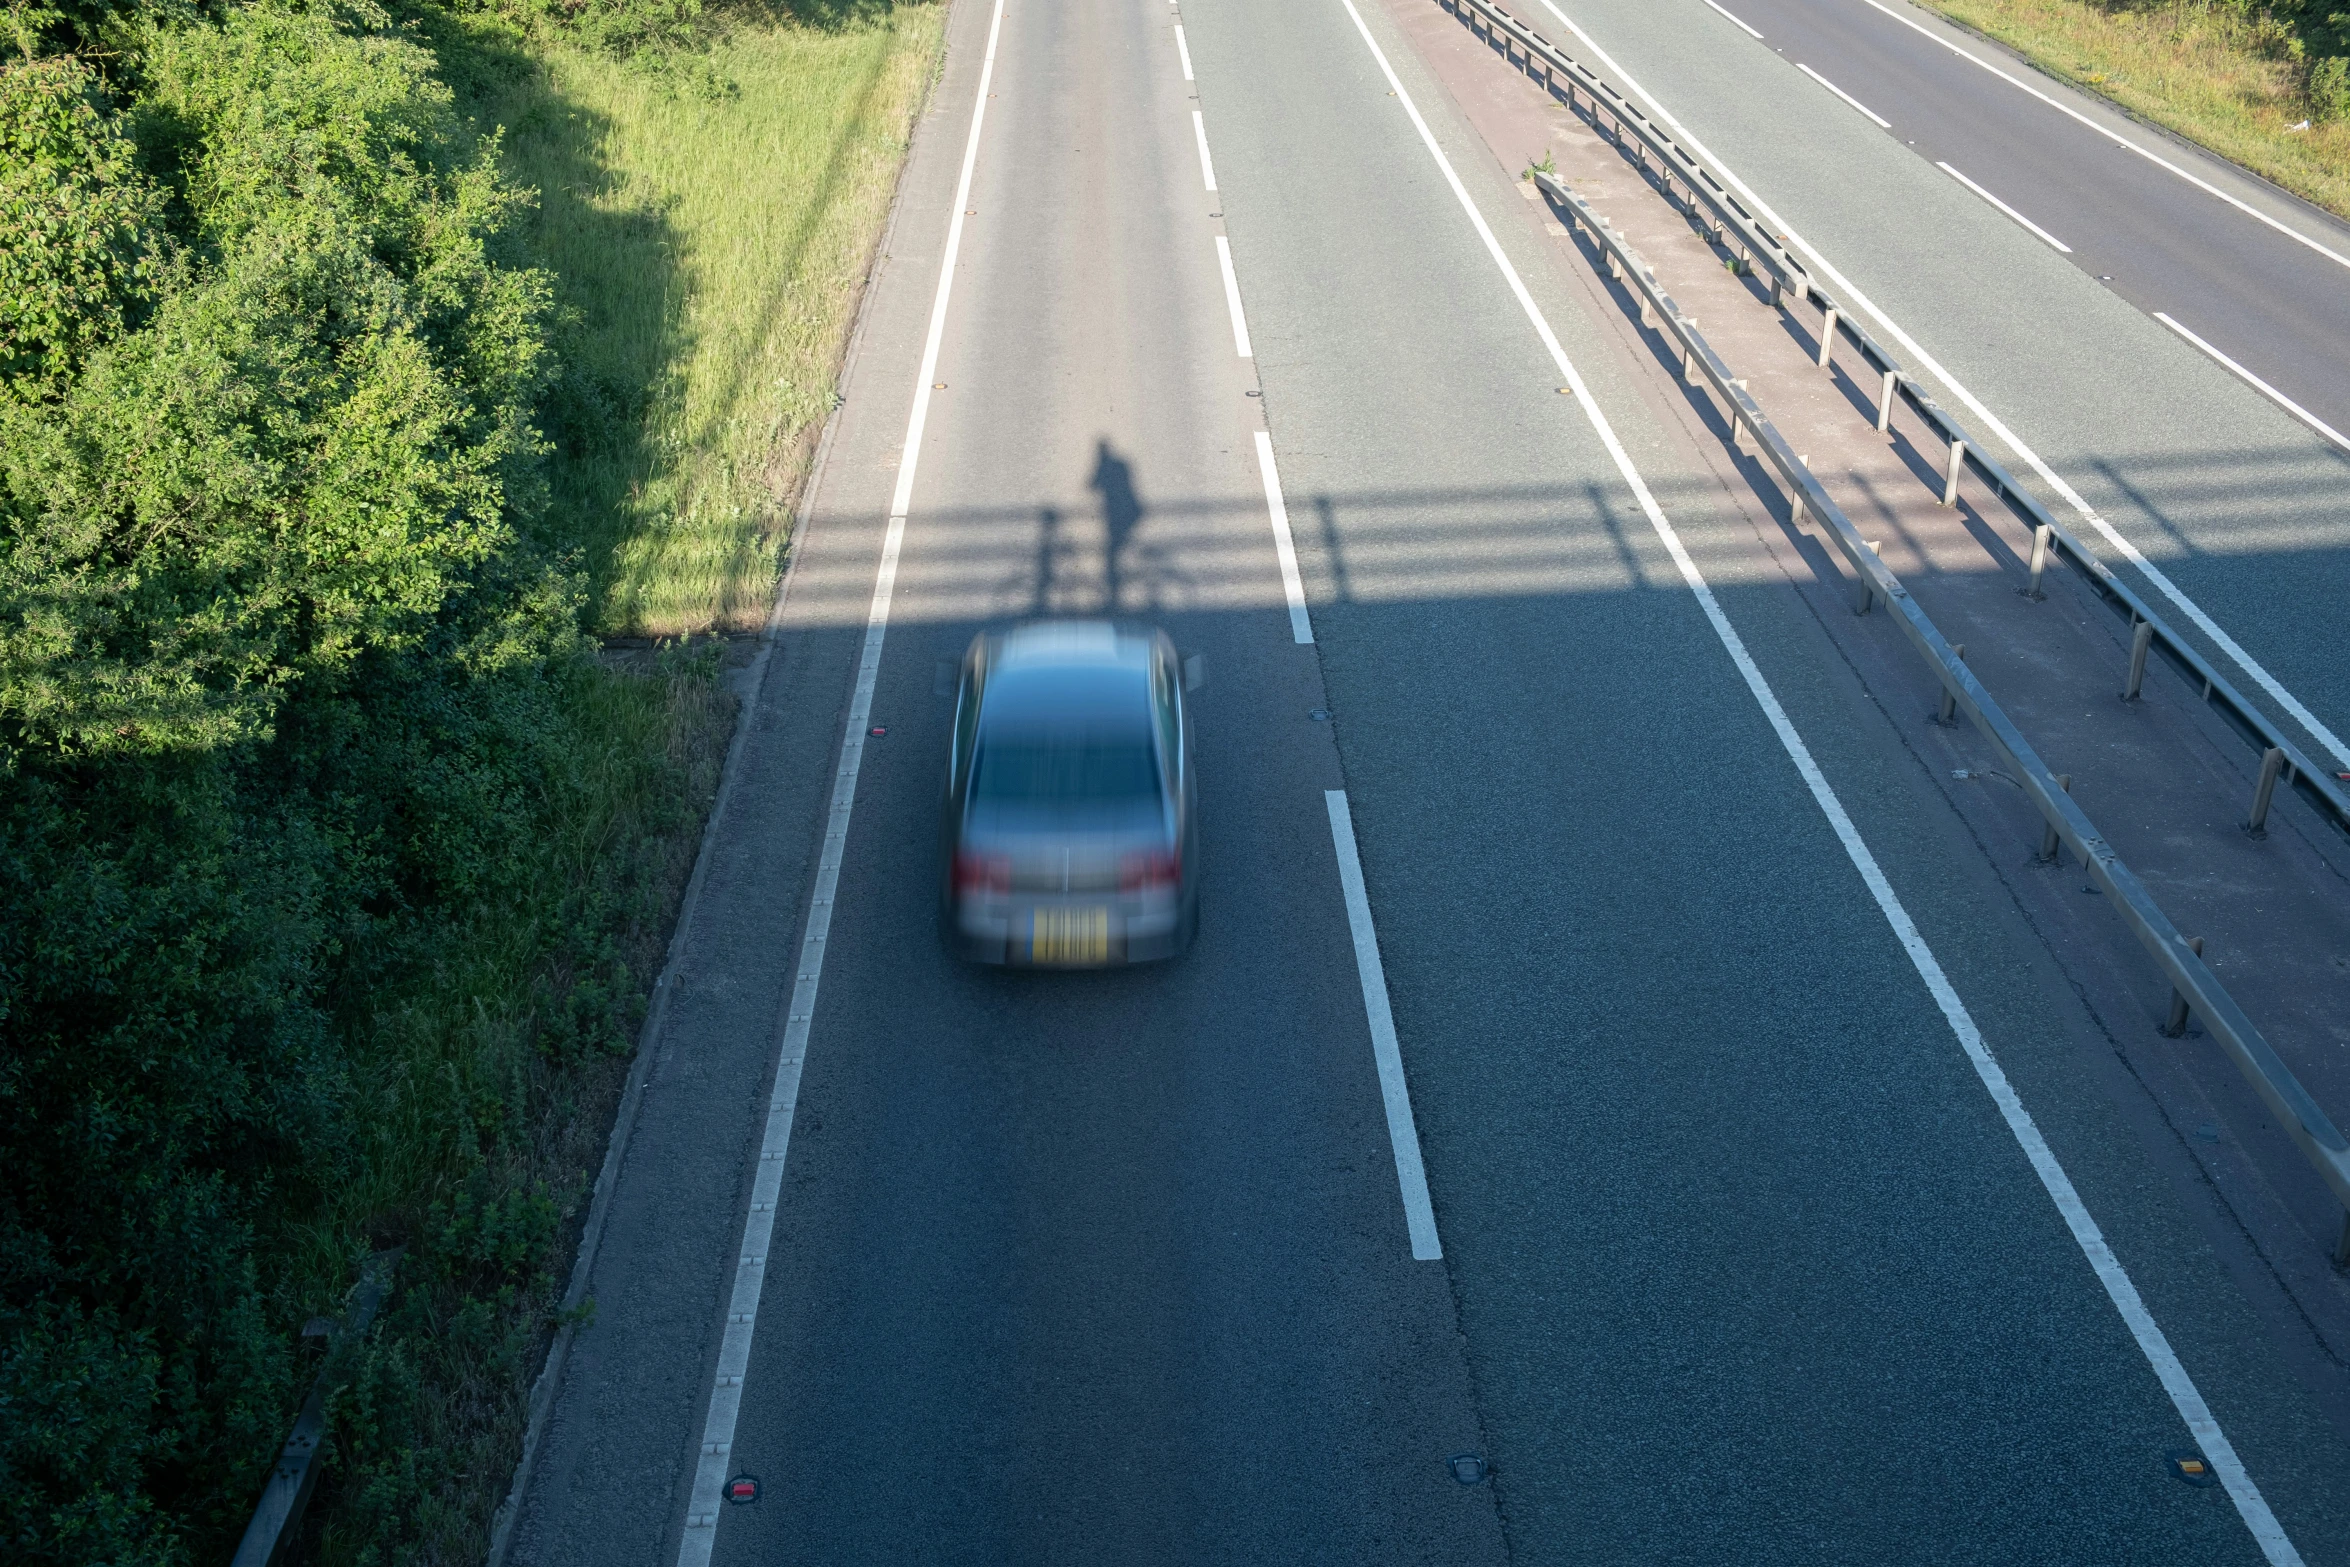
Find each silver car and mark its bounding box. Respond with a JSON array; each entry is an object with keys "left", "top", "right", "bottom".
[{"left": 942, "top": 621, "right": 1198, "bottom": 966}]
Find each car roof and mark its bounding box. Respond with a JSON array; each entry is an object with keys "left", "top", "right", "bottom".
[{"left": 980, "top": 622, "right": 1159, "bottom": 731}]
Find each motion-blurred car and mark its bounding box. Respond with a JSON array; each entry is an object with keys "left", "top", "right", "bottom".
[{"left": 942, "top": 621, "right": 1197, "bottom": 966}]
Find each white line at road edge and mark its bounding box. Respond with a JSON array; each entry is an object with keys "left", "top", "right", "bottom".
[
  {"left": 1193, "top": 108, "right": 1219, "bottom": 190},
  {"left": 1215, "top": 235, "right": 1254, "bottom": 358},
  {"left": 1337, "top": 0, "right": 2305, "bottom": 1558},
  {"left": 1937, "top": 161, "right": 2071, "bottom": 253},
  {"left": 1254, "top": 433, "right": 1314, "bottom": 642},
  {"left": 1796, "top": 62, "right": 1890, "bottom": 128},
  {"left": 1534, "top": 0, "right": 2350, "bottom": 774},
  {"left": 1175, "top": 21, "right": 1194, "bottom": 79},
  {"left": 2155, "top": 312, "right": 2350, "bottom": 457},
  {"left": 1847, "top": 0, "right": 2350, "bottom": 275},
  {"left": 673, "top": 0, "right": 1008, "bottom": 1558},
  {"left": 1325, "top": 790, "right": 1442, "bottom": 1259},
  {"left": 1700, "top": 0, "right": 1760, "bottom": 40}
]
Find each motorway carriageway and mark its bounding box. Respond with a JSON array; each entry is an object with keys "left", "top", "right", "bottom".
[
  {"left": 497, "top": 0, "right": 2350, "bottom": 1561},
  {"left": 1520, "top": 0, "right": 2350, "bottom": 824}
]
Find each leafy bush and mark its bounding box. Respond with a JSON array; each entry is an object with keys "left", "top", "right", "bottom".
[{"left": 0, "top": 6, "right": 719, "bottom": 1563}]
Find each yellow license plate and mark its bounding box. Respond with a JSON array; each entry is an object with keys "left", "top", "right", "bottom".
[{"left": 1030, "top": 905, "right": 1111, "bottom": 964}]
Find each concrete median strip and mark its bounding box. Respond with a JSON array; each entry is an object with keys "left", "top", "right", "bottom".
[{"left": 1340, "top": 0, "right": 2309, "bottom": 1557}]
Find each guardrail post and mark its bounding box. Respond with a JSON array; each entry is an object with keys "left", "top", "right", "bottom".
[
  {"left": 1817, "top": 307, "right": 1838, "bottom": 367},
  {"left": 1639, "top": 295, "right": 1656, "bottom": 327},
  {"left": 2123, "top": 619, "right": 2153, "bottom": 700},
  {"left": 1853, "top": 540, "right": 1881, "bottom": 616},
  {"left": 2039, "top": 774, "right": 2071, "bottom": 863},
  {"left": 2162, "top": 936, "right": 2205, "bottom": 1037},
  {"left": 2246, "top": 747, "right": 2286, "bottom": 837},
  {"left": 2025, "top": 524, "right": 2051, "bottom": 599},
  {"left": 1938, "top": 645, "right": 1965, "bottom": 725},
  {"left": 1941, "top": 438, "right": 1966, "bottom": 506},
  {"left": 1876, "top": 369, "right": 1898, "bottom": 433},
  {"left": 1768, "top": 274, "right": 1783, "bottom": 308}
]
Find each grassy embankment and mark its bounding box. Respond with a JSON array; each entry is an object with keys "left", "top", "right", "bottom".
[
  {"left": 1918, "top": 0, "right": 2350, "bottom": 220},
  {"left": 486, "top": 3, "right": 944, "bottom": 635},
  {"left": 303, "top": 12, "right": 945, "bottom": 1562}
]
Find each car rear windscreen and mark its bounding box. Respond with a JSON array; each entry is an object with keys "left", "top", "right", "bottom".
[{"left": 971, "top": 732, "right": 1161, "bottom": 811}]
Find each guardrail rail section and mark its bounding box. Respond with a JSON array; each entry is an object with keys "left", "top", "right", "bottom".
[{"left": 1430, "top": 0, "right": 2350, "bottom": 1264}]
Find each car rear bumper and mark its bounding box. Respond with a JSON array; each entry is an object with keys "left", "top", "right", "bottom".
[{"left": 949, "top": 892, "right": 1192, "bottom": 966}]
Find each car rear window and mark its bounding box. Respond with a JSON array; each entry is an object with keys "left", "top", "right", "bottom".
[{"left": 971, "top": 733, "right": 1162, "bottom": 809}]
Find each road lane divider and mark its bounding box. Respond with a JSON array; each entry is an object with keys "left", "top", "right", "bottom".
[
  {"left": 1336, "top": 2, "right": 2310, "bottom": 1557},
  {"left": 1438, "top": 0, "right": 2350, "bottom": 844},
  {"left": 1935, "top": 161, "right": 2071, "bottom": 253},
  {"left": 1525, "top": 0, "right": 2350, "bottom": 779},
  {"left": 672, "top": 0, "right": 1008, "bottom": 1558},
  {"left": 1175, "top": 21, "right": 1194, "bottom": 80},
  {"left": 1254, "top": 433, "right": 1314, "bottom": 642},
  {"left": 2154, "top": 312, "right": 2350, "bottom": 457},
  {"left": 1216, "top": 235, "right": 1254, "bottom": 357},
  {"left": 1699, "top": 0, "right": 1760, "bottom": 41},
  {"left": 1325, "top": 791, "right": 1442, "bottom": 1259},
  {"left": 1193, "top": 108, "right": 1219, "bottom": 190},
  {"left": 1795, "top": 62, "right": 1890, "bottom": 129}
]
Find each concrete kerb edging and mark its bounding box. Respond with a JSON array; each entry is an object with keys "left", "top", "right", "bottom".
[
  {"left": 1444, "top": 0, "right": 2350, "bottom": 849},
  {"left": 1527, "top": 159, "right": 2350, "bottom": 1264},
  {"left": 481, "top": 30, "right": 952, "bottom": 1566}
]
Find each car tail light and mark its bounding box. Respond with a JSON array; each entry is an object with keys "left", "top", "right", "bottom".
[
  {"left": 1119, "top": 850, "right": 1181, "bottom": 891},
  {"left": 952, "top": 850, "right": 1010, "bottom": 895}
]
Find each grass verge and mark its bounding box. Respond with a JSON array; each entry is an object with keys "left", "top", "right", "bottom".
[
  {"left": 1918, "top": 0, "right": 2350, "bottom": 221},
  {"left": 477, "top": 1, "right": 947, "bottom": 635}
]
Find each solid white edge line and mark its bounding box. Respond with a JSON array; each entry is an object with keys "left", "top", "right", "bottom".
[
  {"left": 1193, "top": 108, "right": 1218, "bottom": 191},
  {"left": 1532, "top": 0, "right": 2350, "bottom": 775},
  {"left": 1215, "top": 235, "right": 1254, "bottom": 358},
  {"left": 1847, "top": 0, "right": 2350, "bottom": 274},
  {"left": 1936, "top": 160, "right": 2072, "bottom": 252},
  {"left": 1175, "top": 21, "right": 1194, "bottom": 80},
  {"left": 2154, "top": 312, "right": 2350, "bottom": 457},
  {"left": 1253, "top": 432, "right": 1314, "bottom": 642},
  {"left": 1344, "top": 1, "right": 2305, "bottom": 1559},
  {"left": 1796, "top": 61, "right": 1891, "bottom": 128},
  {"left": 671, "top": 0, "right": 1009, "bottom": 1559},
  {"left": 1701, "top": 0, "right": 1761, "bottom": 39},
  {"left": 1324, "top": 790, "right": 1442, "bottom": 1259}
]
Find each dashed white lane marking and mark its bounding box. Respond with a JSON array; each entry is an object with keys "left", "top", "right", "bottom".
[
  {"left": 1193, "top": 108, "right": 1219, "bottom": 190},
  {"left": 1701, "top": 0, "right": 1761, "bottom": 39},
  {"left": 1325, "top": 790, "right": 1441, "bottom": 1259},
  {"left": 1216, "top": 235, "right": 1253, "bottom": 358},
  {"left": 672, "top": 0, "right": 1008, "bottom": 1558},
  {"left": 1533, "top": 0, "right": 2350, "bottom": 774},
  {"left": 1846, "top": 0, "right": 2350, "bottom": 274},
  {"left": 1175, "top": 21, "right": 1194, "bottom": 80},
  {"left": 1253, "top": 432, "right": 1314, "bottom": 643},
  {"left": 2155, "top": 312, "right": 2350, "bottom": 457},
  {"left": 1797, "top": 61, "right": 1890, "bottom": 128},
  {"left": 1937, "top": 161, "right": 2072, "bottom": 253},
  {"left": 1338, "top": 0, "right": 2305, "bottom": 1558}
]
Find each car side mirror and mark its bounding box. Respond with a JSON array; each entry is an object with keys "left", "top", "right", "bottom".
[{"left": 1182, "top": 654, "right": 1205, "bottom": 693}]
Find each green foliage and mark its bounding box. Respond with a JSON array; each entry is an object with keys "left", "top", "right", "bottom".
[
  {"left": 0, "top": 55, "right": 164, "bottom": 398},
  {"left": 0, "top": 4, "right": 725, "bottom": 1563}
]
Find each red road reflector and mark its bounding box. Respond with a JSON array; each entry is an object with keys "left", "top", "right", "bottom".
[{"left": 725, "top": 1474, "right": 760, "bottom": 1505}]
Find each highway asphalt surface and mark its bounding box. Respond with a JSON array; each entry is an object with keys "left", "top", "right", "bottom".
[
  {"left": 1517, "top": 0, "right": 2350, "bottom": 791},
  {"left": 499, "top": 0, "right": 2350, "bottom": 1560}
]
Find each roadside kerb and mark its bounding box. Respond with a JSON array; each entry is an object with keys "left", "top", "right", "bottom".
[
  {"left": 1439, "top": 0, "right": 2350, "bottom": 848},
  {"left": 1532, "top": 164, "right": 2350, "bottom": 1266}
]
